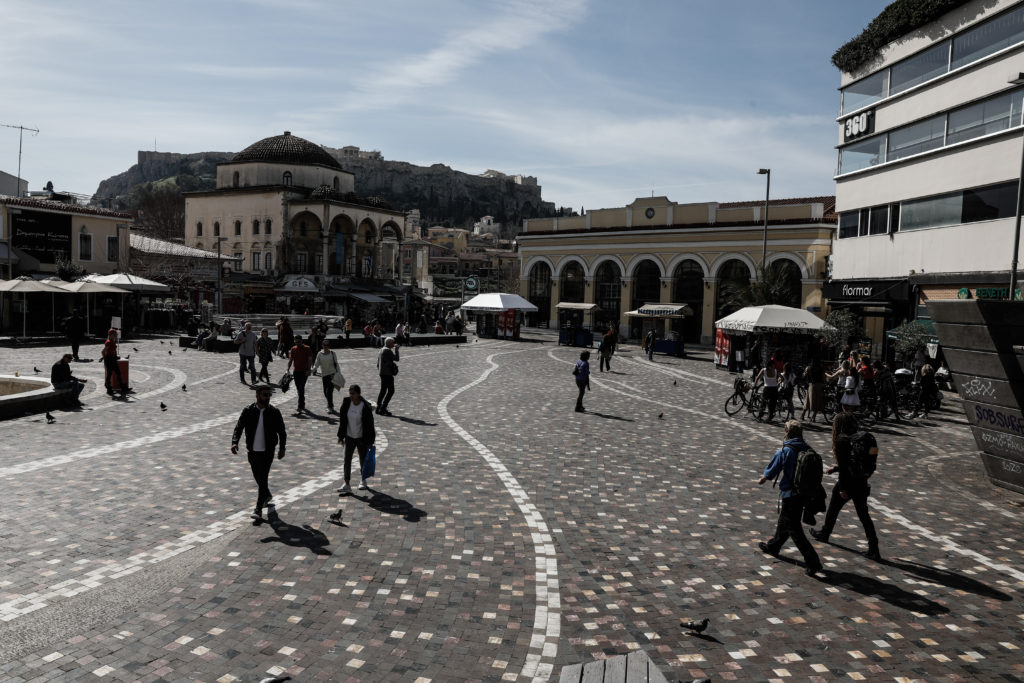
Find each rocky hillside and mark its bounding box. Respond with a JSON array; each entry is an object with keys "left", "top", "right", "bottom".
[{"left": 93, "top": 148, "right": 556, "bottom": 235}]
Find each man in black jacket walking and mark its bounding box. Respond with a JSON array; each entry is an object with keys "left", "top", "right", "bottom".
[{"left": 231, "top": 383, "right": 288, "bottom": 520}]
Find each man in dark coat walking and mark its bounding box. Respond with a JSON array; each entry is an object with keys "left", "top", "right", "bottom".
[{"left": 231, "top": 383, "right": 288, "bottom": 520}]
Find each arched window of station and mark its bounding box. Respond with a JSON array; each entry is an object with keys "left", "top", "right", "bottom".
[
  {"left": 766, "top": 259, "right": 803, "bottom": 309},
  {"left": 196, "top": 222, "right": 203, "bottom": 237},
  {"left": 252, "top": 219, "right": 260, "bottom": 235},
  {"left": 527, "top": 262, "right": 552, "bottom": 326},
  {"left": 594, "top": 261, "right": 621, "bottom": 330},
  {"left": 232, "top": 171, "right": 240, "bottom": 188},
  {"left": 560, "top": 261, "right": 585, "bottom": 303},
  {"left": 715, "top": 259, "right": 752, "bottom": 320},
  {"left": 631, "top": 259, "right": 661, "bottom": 310},
  {"left": 672, "top": 260, "right": 704, "bottom": 343},
  {"left": 356, "top": 219, "right": 377, "bottom": 278}
]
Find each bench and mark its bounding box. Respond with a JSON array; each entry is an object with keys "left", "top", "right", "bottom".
[{"left": 558, "top": 651, "right": 672, "bottom": 683}]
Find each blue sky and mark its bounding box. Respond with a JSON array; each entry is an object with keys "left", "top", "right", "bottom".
[{"left": 1, "top": 0, "right": 890, "bottom": 213}]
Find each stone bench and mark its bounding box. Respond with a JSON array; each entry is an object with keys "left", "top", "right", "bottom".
[{"left": 558, "top": 650, "right": 673, "bottom": 683}]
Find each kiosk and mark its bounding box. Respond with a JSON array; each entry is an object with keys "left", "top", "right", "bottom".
[{"left": 556, "top": 302, "right": 599, "bottom": 347}]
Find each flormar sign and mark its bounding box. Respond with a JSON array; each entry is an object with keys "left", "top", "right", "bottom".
[{"left": 842, "top": 284, "right": 872, "bottom": 297}]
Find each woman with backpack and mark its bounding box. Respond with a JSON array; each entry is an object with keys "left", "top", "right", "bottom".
[
  {"left": 756, "top": 420, "right": 823, "bottom": 576},
  {"left": 811, "top": 413, "right": 880, "bottom": 561}
]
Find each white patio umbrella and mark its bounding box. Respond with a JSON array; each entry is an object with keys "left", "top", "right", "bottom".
[
  {"left": 715, "top": 304, "right": 833, "bottom": 335},
  {"left": 0, "top": 276, "right": 69, "bottom": 339},
  {"left": 459, "top": 292, "right": 539, "bottom": 312},
  {"left": 83, "top": 273, "right": 170, "bottom": 292},
  {"left": 56, "top": 281, "right": 132, "bottom": 336}
]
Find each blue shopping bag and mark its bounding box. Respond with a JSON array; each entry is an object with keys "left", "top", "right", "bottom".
[{"left": 362, "top": 445, "right": 376, "bottom": 479}]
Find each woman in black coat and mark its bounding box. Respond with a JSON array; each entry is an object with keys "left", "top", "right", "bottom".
[{"left": 336, "top": 384, "right": 376, "bottom": 493}]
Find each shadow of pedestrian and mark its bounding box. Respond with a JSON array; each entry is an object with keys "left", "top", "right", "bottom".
[
  {"left": 819, "top": 569, "right": 950, "bottom": 615},
  {"left": 395, "top": 415, "right": 437, "bottom": 426},
  {"left": 876, "top": 556, "right": 1011, "bottom": 601},
  {"left": 352, "top": 490, "right": 426, "bottom": 522},
  {"left": 302, "top": 411, "right": 337, "bottom": 424},
  {"left": 586, "top": 411, "right": 634, "bottom": 422},
  {"left": 260, "top": 508, "right": 332, "bottom": 556}
]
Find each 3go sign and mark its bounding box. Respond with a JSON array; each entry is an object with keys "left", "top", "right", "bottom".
[{"left": 843, "top": 109, "right": 874, "bottom": 142}]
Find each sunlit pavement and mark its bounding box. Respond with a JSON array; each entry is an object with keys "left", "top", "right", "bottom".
[{"left": 1, "top": 332, "right": 1021, "bottom": 682}]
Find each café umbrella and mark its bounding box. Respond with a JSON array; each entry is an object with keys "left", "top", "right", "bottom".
[
  {"left": 0, "top": 276, "right": 69, "bottom": 339},
  {"left": 56, "top": 280, "right": 132, "bottom": 336},
  {"left": 715, "top": 304, "right": 833, "bottom": 335}
]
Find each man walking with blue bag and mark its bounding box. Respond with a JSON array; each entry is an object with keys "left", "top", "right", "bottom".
[{"left": 337, "top": 384, "right": 376, "bottom": 493}]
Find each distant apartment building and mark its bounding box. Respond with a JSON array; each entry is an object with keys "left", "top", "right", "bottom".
[{"left": 831, "top": 0, "right": 1024, "bottom": 353}]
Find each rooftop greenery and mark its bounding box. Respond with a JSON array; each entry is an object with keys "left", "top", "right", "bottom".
[{"left": 832, "top": 0, "right": 972, "bottom": 74}]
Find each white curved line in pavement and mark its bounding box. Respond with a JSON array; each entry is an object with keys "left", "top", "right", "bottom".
[{"left": 437, "top": 348, "right": 560, "bottom": 682}]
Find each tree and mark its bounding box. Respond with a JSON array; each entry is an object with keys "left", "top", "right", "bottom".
[
  {"left": 888, "top": 320, "right": 931, "bottom": 359},
  {"left": 822, "top": 308, "right": 862, "bottom": 351},
  {"left": 55, "top": 256, "right": 87, "bottom": 282},
  {"left": 127, "top": 181, "right": 187, "bottom": 240},
  {"left": 719, "top": 263, "right": 801, "bottom": 309}
]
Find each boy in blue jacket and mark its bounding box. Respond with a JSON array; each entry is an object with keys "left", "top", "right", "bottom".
[{"left": 757, "top": 420, "right": 823, "bottom": 576}]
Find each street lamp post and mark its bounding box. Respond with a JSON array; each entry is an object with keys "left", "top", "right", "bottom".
[{"left": 757, "top": 168, "right": 771, "bottom": 268}]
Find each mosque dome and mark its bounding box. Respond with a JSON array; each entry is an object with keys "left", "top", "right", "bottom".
[{"left": 232, "top": 131, "right": 342, "bottom": 170}]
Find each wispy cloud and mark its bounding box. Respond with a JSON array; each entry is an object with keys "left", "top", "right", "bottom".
[
  {"left": 341, "top": 0, "right": 588, "bottom": 110},
  {"left": 177, "top": 64, "right": 315, "bottom": 80}
]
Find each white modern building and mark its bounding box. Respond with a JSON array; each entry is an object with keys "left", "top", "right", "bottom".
[{"left": 831, "top": 0, "right": 1024, "bottom": 351}]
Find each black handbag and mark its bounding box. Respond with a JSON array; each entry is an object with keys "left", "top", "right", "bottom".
[{"left": 279, "top": 371, "right": 292, "bottom": 392}]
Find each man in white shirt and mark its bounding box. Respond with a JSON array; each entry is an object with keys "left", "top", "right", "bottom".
[{"left": 231, "top": 383, "right": 287, "bottom": 520}]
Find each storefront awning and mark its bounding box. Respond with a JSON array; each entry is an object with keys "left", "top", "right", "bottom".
[
  {"left": 555, "top": 302, "right": 599, "bottom": 311},
  {"left": 349, "top": 292, "right": 391, "bottom": 304},
  {"left": 637, "top": 303, "right": 693, "bottom": 317}
]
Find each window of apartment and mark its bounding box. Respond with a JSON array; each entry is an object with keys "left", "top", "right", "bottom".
[
  {"left": 842, "top": 69, "right": 888, "bottom": 114},
  {"left": 264, "top": 253, "right": 272, "bottom": 271},
  {"left": 952, "top": 3, "right": 1024, "bottom": 70},
  {"left": 839, "top": 134, "right": 886, "bottom": 174},
  {"left": 252, "top": 219, "right": 260, "bottom": 235},
  {"left": 947, "top": 90, "right": 1021, "bottom": 144},
  {"left": 79, "top": 233, "right": 92, "bottom": 261},
  {"left": 299, "top": 221, "right": 307, "bottom": 237},
  {"left": 890, "top": 42, "right": 949, "bottom": 96},
  {"left": 316, "top": 254, "right": 324, "bottom": 273},
  {"left": 900, "top": 180, "right": 1017, "bottom": 231},
  {"left": 107, "top": 236, "right": 119, "bottom": 262},
  {"left": 886, "top": 115, "right": 945, "bottom": 161},
  {"left": 234, "top": 220, "right": 241, "bottom": 236},
  {"left": 838, "top": 211, "right": 860, "bottom": 239},
  {"left": 283, "top": 171, "right": 293, "bottom": 186},
  {"left": 252, "top": 252, "right": 261, "bottom": 271},
  {"left": 233, "top": 252, "right": 242, "bottom": 267},
  {"left": 196, "top": 222, "right": 203, "bottom": 237},
  {"left": 264, "top": 219, "right": 272, "bottom": 235},
  {"left": 868, "top": 205, "right": 889, "bottom": 235},
  {"left": 840, "top": 4, "right": 1024, "bottom": 115},
  {"left": 232, "top": 171, "right": 239, "bottom": 188},
  {"left": 296, "top": 252, "right": 307, "bottom": 273},
  {"left": 214, "top": 221, "right": 220, "bottom": 237}
]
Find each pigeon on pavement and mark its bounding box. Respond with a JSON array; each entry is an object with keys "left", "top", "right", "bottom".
[
  {"left": 160, "top": 402, "right": 167, "bottom": 411},
  {"left": 681, "top": 617, "right": 709, "bottom": 633},
  {"left": 45, "top": 412, "right": 56, "bottom": 423},
  {"left": 33, "top": 366, "right": 40, "bottom": 373},
  {"left": 182, "top": 384, "right": 187, "bottom": 392},
  {"left": 658, "top": 413, "right": 664, "bottom": 419}
]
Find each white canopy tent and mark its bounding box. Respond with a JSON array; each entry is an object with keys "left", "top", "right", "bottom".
[
  {"left": 0, "top": 277, "right": 68, "bottom": 338},
  {"left": 57, "top": 281, "right": 132, "bottom": 336},
  {"left": 460, "top": 292, "right": 538, "bottom": 312},
  {"left": 715, "top": 304, "right": 833, "bottom": 336},
  {"left": 82, "top": 273, "right": 171, "bottom": 292}
]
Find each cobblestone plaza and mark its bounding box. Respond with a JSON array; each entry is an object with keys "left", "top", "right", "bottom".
[{"left": 1, "top": 333, "right": 1022, "bottom": 681}]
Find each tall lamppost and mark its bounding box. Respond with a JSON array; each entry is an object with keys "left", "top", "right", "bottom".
[
  {"left": 757, "top": 168, "right": 771, "bottom": 268},
  {"left": 1009, "top": 74, "right": 1024, "bottom": 299}
]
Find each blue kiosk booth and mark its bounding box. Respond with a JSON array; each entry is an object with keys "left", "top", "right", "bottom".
[
  {"left": 556, "top": 302, "right": 599, "bottom": 347},
  {"left": 626, "top": 303, "right": 693, "bottom": 357}
]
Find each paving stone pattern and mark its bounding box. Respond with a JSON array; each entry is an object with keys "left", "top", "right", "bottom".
[{"left": 0, "top": 334, "right": 1022, "bottom": 681}]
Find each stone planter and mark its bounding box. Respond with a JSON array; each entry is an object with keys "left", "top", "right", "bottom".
[{"left": 926, "top": 300, "right": 1024, "bottom": 494}]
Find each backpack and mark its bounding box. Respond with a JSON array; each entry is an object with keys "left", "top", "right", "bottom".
[
  {"left": 791, "top": 445, "right": 823, "bottom": 500},
  {"left": 850, "top": 430, "right": 878, "bottom": 479}
]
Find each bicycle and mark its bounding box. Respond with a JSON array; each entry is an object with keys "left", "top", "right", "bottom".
[{"left": 724, "top": 377, "right": 752, "bottom": 416}]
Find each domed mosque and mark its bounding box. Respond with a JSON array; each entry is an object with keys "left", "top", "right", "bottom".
[{"left": 184, "top": 132, "right": 406, "bottom": 314}]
